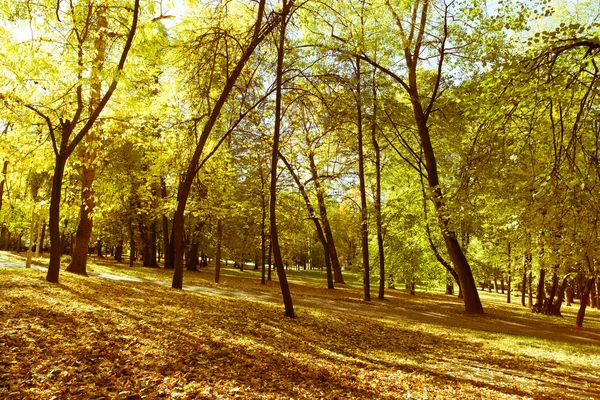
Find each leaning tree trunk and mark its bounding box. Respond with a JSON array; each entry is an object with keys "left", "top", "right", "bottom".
[
  {"left": 279, "top": 153, "right": 333, "bottom": 289},
  {"left": 269, "top": 0, "right": 294, "bottom": 317},
  {"left": 171, "top": 0, "right": 278, "bottom": 290},
  {"left": 356, "top": 56, "right": 370, "bottom": 302},
  {"left": 307, "top": 146, "right": 345, "bottom": 285}
]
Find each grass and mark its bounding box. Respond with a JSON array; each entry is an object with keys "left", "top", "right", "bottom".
[{"left": 1, "top": 251, "right": 600, "bottom": 399}]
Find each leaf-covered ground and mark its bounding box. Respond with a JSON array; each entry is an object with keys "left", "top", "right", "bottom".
[{"left": 1, "top": 253, "right": 600, "bottom": 399}]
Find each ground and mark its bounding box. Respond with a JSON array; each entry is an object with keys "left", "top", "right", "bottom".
[{"left": 1, "top": 251, "right": 599, "bottom": 399}]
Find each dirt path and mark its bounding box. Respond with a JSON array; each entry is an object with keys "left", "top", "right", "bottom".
[{"left": 2, "top": 255, "right": 600, "bottom": 347}]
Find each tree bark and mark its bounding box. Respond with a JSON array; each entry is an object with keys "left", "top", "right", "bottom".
[
  {"left": 269, "top": 0, "right": 294, "bottom": 317},
  {"left": 67, "top": 8, "right": 107, "bottom": 276},
  {"left": 0, "top": 160, "right": 7, "bottom": 213},
  {"left": 171, "top": 0, "right": 279, "bottom": 289},
  {"left": 39, "top": 220, "right": 46, "bottom": 255},
  {"left": 576, "top": 277, "right": 595, "bottom": 327},
  {"left": 528, "top": 270, "right": 533, "bottom": 308},
  {"left": 186, "top": 241, "right": 199, "bottom": 271},
  {"left": 279, "top": 153, "right": 334, "bottom": 289},
  {"left": 534, "top": 269, "right": 546, "bottom": 313},
  {"left": 550, "top": 276, "right": 568, "bottom": 316},
  {"left": 161, "top": 178, "right": 171, "bottom": 268},
  {"left": 507, "top": 241, "right": 511, "bottom": 303},
  {"left": 371, "top": 71, "right": 385, "bottom": 300},
  {"left": 306, "top": 140, "right": 345, "bottom": 284},
  {"left": 355, "top": 56, "right": 370, "bottom": 302},
  {"left": 148, "top": 220, "right": 158, "bottom": 268},
  {"left": 45, "top": 0, "right": 139, "bottom": 282},
  {"left": 362, "top": 0, "right": 482, "bottom": 313},
  {"left": 215, "top": 219, "right": 222, "bottom": 283},
  {"left": 128, "top": 211, "right": 135, "bottom": 268},
  {"left": 46, "top": 155, "right": 68, "bottom": 283}
]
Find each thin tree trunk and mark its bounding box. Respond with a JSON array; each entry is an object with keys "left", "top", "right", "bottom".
[
  {"left": 371, "top": 71, "right": 385, "bottom": 300},
  {"left": 528, "top": 270, "right": 533, "bottom": 308},
  {"left": 267, "top": 239, "right": 272, "bottom": 281},
  {"left": 507, "top": 242, "right": 511, "bottom": 303},
  {"left": 39, "top": 220, "right": 46, "bottom": 255},
  {"left": 306, "top": 144, "right": 345, "bottom": 284},
  {"left": 270, "top": 1, "right": 294, "bottom": 317},
  {"left": 356, "top": 56, "right": 370, "bottom": 302},
  {"left": 0, "top": 160, "right": 7, "bottom": 213},
  {"left": 279, "top": 153, "right": 334, "bottom": 289},
  {"left": 34, "top": 217, "right": 42, "bottom": 258},
  {"left": 161, "top": 179, "right": 171, "bottom": 268},
  {"left": 148, "top": 220, "right": 158, "bottom": 268},
  {"left": 129, "top": 211, "right": 135, "bottom": 268},
  {"left": 215, "top": 219, "right": 222, "bottom": 283},
  {"left": 26, "top": 207, "right": 36, "bottom": 268}
]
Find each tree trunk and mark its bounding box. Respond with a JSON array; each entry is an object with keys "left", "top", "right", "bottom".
[
  {"left": 371, "top": 71, "right": 385, "bottom": 300},
  {"left": 576, "top": 277, "right": 595, "bottom": 327},
  {"left": 66, "top": 10, "right": 107, "bottom": 277},
  {"left": 267, "top": 240, "right": 272, "bottom": 281},
  {"left": 356, "top": 56, "right": 370, "bottom": 302},
  {"left": 528, "top": 270, "right": 533, "bottom": 308},
  {"left": 261, "top": 182, "right": 267, "bottom": 285},
  {"left": 543, "top": 271, "right": 558, "bottom": 313},
  {"left": 148, "top": 220, "right": 158, "bottom": 268},
  {"left": 0, "top": 160, "right": 7, "bottom": 213},
  {"left": 534, "top": 269, "right": 546, "bottom": 313},
  {"left": 270, "top": 1, "right": 294, "bottom": 317},
  {"left": 186, "top": 241, "right": 199, "bottom": 271},
  {"left": 279, "top": 153, "right": 333, "bottom": 289},
  {"left": 171, "top": 0, "right": 277, "bottom": 290},
  {"left": 66, "top": 163, "right": 96, "bottom": 275},
  {"left": 161, "top": 178, "right": 171, "bottom": 268},
  {"left": 97, "top": 240, "right": 104, "bottom": 258},
  {"left": 4, "top": 229, "right": 11, "bottom": 251},
  {"left": 26, "top": 207, "right": 36, "bottom": 268},
  {"left": 139, "top": 219, "right": 150, "bottom": 267},
  {"left": 507, "top": 242, "right": 511, "bottom": 303},
  {"left": 47, "top": 155, "right": 68, "bottom": 283},
  {"left": 521, "top": 264, "right": 527, "bottom": 306},
  {"left": 34, "top": 216, "right": 43, "bottom": 258},
  {"left": 39, "top": 221, "right": 46, "bottom": 255},
  {"left": 115, "top": 241, "right": 123, "bottom": 262},
  {"left": 550, "top": 276, "right": 568, "bottom": 316},
  {"left": 215, "top": 219, "right": 222, "bottom": 283},
  {"left": 129, "top": 213, "right": 135, "bottom": 268},
  {"left": 307, "top": 144, "right": 345, "bottom": 284}
]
